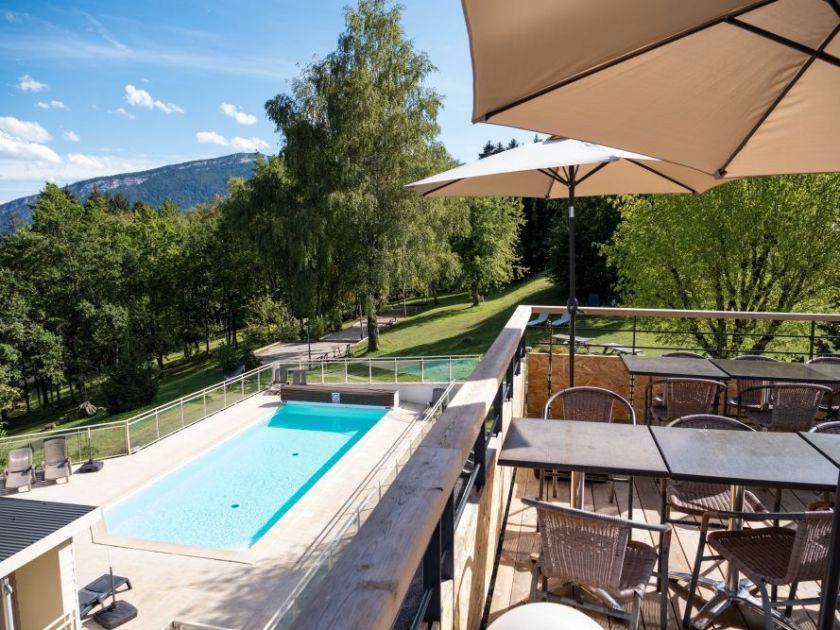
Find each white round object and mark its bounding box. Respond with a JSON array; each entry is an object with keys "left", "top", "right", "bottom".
[{"left": 489, "top": 602, "right": 602, "bottom": 630}]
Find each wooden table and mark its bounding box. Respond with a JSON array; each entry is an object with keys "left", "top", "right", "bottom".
[
  {"left": 498, "top": 419, "right": 668, "bottom": 509},
  {"left": 651, "top": 426, "right": 839, "bottom": 629},
  {"left": 711, "top": 358, "right": 839, "bottom": 384},
  {"left": 799, "top": 431, "right": 840, "bottom": 630}
]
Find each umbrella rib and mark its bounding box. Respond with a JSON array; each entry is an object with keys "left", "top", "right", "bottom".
[
  {"left": 627, "top": 160, "right": 698, "bottom": 194},
  {"left": 725, "top": 18, "right": 840, "bottom": 68},
  {"left": 420, "top": 178, "right": 465, "bottom": 197},
  {"left": 538, "top": 168, "right": 569, "bottom": 186},
  {"left": 829, "top": 0, "right": 840, "bottom": 18},
  {"left": 718, "top": 21, "right": 840, "bottom": 175},
  {"left": 478, "top": 0, "right": 779, "bottom": 123},
  {"left": 575, "top": 161, "right": 610, "bottom": 186}
]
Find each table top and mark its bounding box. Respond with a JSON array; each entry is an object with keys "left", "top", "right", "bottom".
[
  {"left": 710, "top": 358, "right": 838, "bottom": 383},
  {"left": 808, "top": 362, "right": 840, "bottom": 382},
  {"left": 800, "top": 431, "right": 840, "bottom": 470},
  {"left": 621, "top": 355, "right": 728, "bottom": 379},
  {"left": 499, "top": 419, "right": 668, "bottom": 477},
  {"left": 651, "top": 425, "right": 838, "bottom": 490}
]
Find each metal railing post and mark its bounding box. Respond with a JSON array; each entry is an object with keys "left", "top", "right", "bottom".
[
  {"left": 344, "top": 359, "right": 348, "bottom": 383},
  {"left": 632, "top": 316, "right": 638, "bottom": 355},
  {"left": 180, "top": 399, "right": 185, "bottom": 428},
  {"left": 84, "top": 427, "right": 91, "bottom": 461},
  {"left": 368, "top": 359, "right": 373, "bottom": 384},
  {"left": 493, "top": 381, "right": 504, "bottom": 435},
  {"left": 241, "top": 376, "right": 245, "bottom": 398},
  {"left": 321, "top": 361, "right": 325, "bottom": 384},
  {"left": 421, "top": 357, "right": 425, "bottom": 383},
  {"left": 449, "top": 358, "right": 453, "bottom": 382},
  {"left": 223, "top": 382, "right": 227, "bottom": 407},
  {"left": 809, "top": 320, "right": 816, "bottom": 360},
  {"left": 474, "top": 416, "right": 487, "bottom": 487},
  {"left": 125, "top": 422, "right": 131, "bottom": 454},
  {"left": 203, "top": 391, "right": 207, "bottom": 417},
  {"left": 257, "top": 368, "right": 261, "bottom": 391},
  {"left": 155, "top": 409, "right": 160, "bottom": 441},
  {"left": 394, "top": 357, "right": 398, "bottom": 383}
]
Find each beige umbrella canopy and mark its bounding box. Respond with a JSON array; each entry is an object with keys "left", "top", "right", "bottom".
[
  {"left": 463, "top": 0, "right": 840, "bottom": 178},
  {"left": 407, "top": 137, "right": 732, "bottom": 386}
]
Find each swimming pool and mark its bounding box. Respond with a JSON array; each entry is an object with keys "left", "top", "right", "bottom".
[{"left": 106, "top": 402, "right": 386, "bottom": 550}]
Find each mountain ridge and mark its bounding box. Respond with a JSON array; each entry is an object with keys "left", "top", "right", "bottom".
[{"left": 0, "top": 152, "right": 258, "bottom": 230}]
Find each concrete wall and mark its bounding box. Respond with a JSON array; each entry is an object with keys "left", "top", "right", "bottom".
[
  {"left": 11, "top": 540, "right": 79, "bottom": 630},
  {"left": 440, "top": 362, "right": 524, "bottom": 629}
]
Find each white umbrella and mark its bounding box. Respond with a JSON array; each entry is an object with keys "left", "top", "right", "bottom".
[
  {"left": 408, "top": 137, "right": 731, "bottom": 385},
  {"left": 462, "top": 0, "right": 840, "bottom": 178}
]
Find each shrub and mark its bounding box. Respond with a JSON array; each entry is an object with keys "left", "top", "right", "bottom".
[
  {"left": 244, "top": 296, "right": 299, "bottom": 346},
  {"left": 103, "top": 341, "right": 159, "bottom": 413},
  {"left": 215, "top": 342, "right": 242, "bottom": 373}
]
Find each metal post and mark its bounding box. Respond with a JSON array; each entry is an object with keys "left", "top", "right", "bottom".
[
  {"left": 632, "top": 316, "right": 638, "bottom": 355},
  {"left": 449, "top": 358, "right": 453, "bottom": 382},
  {"left": 344, "top": 359, "right": 348, "bottom": 383},
  {"left": 817, "top": 470, "right": 840, "bottom": 630},
  {"left": 180, "top": 399, "right": 184, "bottom": 427},
  {"left": 421, "top": 357, "right": 425, "bottom": 383},
  {"left": 241, "top": 376, "right": 245, "bottom": 398},
  {"left": 125, "top": 422, "right": 131, "bottom": 454},
  {"left": 223, "top": 382, "right": 227, "bottom": 407},
  {"left": 567, "top": 169, "right": 578, "bottom": 387},
  {"left": 421, "top": 520, "right": 443, "bottom": 624},
  {"left": 321, "top": 361, "right": 325, "bottom": 384},
  {"left": 155, "top": 409, "right": 160, "bottom": 441},
  {"left": 85, "top": 427, "right": 91, "bottom": 461},
  {"left": 809, "top": 320, "right": 816, "bottom": 360},
  {"left": 441, "top": 492, "right": 455, "bottom": 580},
  {"left": 394, "top": 357, "right": 398, "bottom": 383},
  {"left": 368, "top": 359, "right": 372, "bottom": 384},
  {"left": 2, "top": 577, "right": 16, "bottom": 630},
  {"left": 203, "top": 391, "right": 207, "bottom": 417},
  {"left": 506, "top": 356, "right": 514, "bottom": 401},
  {"left": 493, "top": 382, "right": 504, "bottom": 435},
  {"left": 474, "top": 418, "right": 487, "bottom": 487},
  {"left": 257, "top": 368, "right": 261, "bottom": 391}
]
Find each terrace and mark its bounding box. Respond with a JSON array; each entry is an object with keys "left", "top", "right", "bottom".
[{"left": 281, "top": 305, "right": 840, "bottom": 630}]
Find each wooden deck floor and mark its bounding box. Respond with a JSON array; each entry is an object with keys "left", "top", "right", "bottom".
[{"left": 486, "top": 469, "right": 839, "bottom": 629}]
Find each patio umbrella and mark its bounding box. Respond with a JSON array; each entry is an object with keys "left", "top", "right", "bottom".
[
  {"left": 407, "top": 137, "right": 731, "bottom": 386},
  {"left": 462, "top": 0, "right": 840, "bottom": 178}
]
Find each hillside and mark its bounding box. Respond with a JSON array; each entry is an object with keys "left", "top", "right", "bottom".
[{"left": 0, "top": 153, "right": 258, "bottom": 229}]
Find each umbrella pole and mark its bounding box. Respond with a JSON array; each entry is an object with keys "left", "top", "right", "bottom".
[{"left": 567, "top": 171, "right": 578, "bottom": 387}]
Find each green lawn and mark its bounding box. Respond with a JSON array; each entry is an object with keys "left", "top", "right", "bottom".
[{"left": 353, "top": 276, "right": 564, "bottom": 358}]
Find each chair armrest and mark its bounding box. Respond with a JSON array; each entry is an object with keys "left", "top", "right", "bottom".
[
  {"left": 629, "top": 520, "right": 672, "bottom": 534},
  {"left": 699, "top": 509, "right": 805, "bottom": 531}
]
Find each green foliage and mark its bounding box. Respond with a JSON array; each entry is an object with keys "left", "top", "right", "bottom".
[
  {"left": 215, "top": 342, "right": 242, "bottom": 374},
  {"left": 604, "top": 175, "right": 840, "bottom": 356},
  {"left": 243, "top": 295, "right": 300, "bottom": 346},
  {"left": 102, "top": 338, "right": 159, "bottom": 413},
  {"left": 265, "top": 0, "right": 454, "bottom": 351},
  {"left": 548, "top": 197, "right": 620, "bottom": 302},
  {"left": 453, "top": 196, "right": 525, "bottom": 305}
]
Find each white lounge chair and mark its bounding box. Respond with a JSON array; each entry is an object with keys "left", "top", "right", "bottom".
[
  {"left": 43, "top": 437, "right": 72, "bottom": 483},
  {"left": 3, "top": 447, "right": 35, "bottom": 492}
]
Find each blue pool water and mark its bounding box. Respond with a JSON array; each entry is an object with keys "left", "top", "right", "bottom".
[{"left": 106, "top": 402, "right": 386, "bottom": 550}]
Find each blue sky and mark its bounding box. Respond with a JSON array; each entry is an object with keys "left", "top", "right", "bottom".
[{"left": 0, "top": 1, "right": 537, "bottom": 203}]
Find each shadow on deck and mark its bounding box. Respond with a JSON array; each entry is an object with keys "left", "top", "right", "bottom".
[{"left": 486, "top": 469, "right": 838, "bottom": 629}]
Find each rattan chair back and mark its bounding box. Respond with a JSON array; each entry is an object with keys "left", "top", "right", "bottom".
[
  {"left": 662, "top": 351, "right": 705, "bottom": 359},
  {"left": 662, "top": 379, "right": 725, "bottom": 420},
  {"left": 544, "top": 386, "right": 635, "bottom": 424},
  {"left": 732, "top": 354, "right": 778, "bottom": 407},
  {"left": 523, "top": 498, "right": 630, "bottom": 591},
  {"left": 811, "top": 420, "right": 840, "bottom": 434}
]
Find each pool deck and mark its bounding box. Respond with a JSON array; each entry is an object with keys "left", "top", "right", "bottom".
[{"left": 12, "top": 392, "right": 425, "bottom": 629}]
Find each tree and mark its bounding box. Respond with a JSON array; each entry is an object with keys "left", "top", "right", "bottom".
[
  {"left": 453, "top": 196, "right": 524, "bottom": 305},
  {"left": 548, "top": 196, "right": 620, "bottom": 302},
  {"left": 265, "top": 0, "right": 446, "bottom": 351},
  {"left": 102, "top": 334, "right": 159, "bottom": 413},
  {"left": 604, "top": 175, "right": 840, "bottom": 356}
]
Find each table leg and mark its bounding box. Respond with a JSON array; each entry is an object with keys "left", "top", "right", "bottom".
[
  {"left": 570, "top": 470, "right": 585, "bottom": 509},
  {"left": 726, "top": 484, "right": 745, "bottom": 591},
  {"left": 817, "top": 470, "right": 840, "bottom": 630}
]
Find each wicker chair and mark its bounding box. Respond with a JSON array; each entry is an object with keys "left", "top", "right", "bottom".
[
  {"left": 727, "top": 354, "right": 778, "bottom": 414},
  {"left": 660, "top": 415, "right": 767, "bottom": 527},
  {"left": 807, "top": 356, "right": 840, "bottom": 420},
  {"left": 737, "top": 383, "right": 831, "bottom": 432},
  {"left": 645, "top": 378, "right": 725, "bottom": 426},
  {"left": 542, "top": 387, "right": 636, "bottom": 517},
  {"left": 524, "top": 499, "right": 671, "bottom": 630},
  {"left": 685, "top": 510, "right": 833, "bottom": 629},
  {"left": 809, "top": 421, "right": 840, "bottom": 506}
]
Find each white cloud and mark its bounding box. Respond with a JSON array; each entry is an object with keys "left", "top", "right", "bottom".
[
  {"left": 0, "top": 116, "right": 52, "bottom": 142},
  {"left": 220, "top": 103, "right": 257, "bottom": 125},
  {"left": 35, "top": 100, "right": 67, "bottom": 110},
  {"left": 63, "top": 130, "right": 80, "bottom": 142},
  {"left": 196, "top": 131, "right": 228, "bottom": 146},
  {"left": 17, "top": 74, "right": 48, "bottom": 93},
  {"left": 4, "top": 11, "right": 17, "bottom": 22},
  {"left": 0, "top": 131, "right": 61, "bottom": 164},
  {"left": 230, "top": 136, "right": 269, "bottom": 151},
  {"left": 111, "top": 107, "right": 136, "bottom": 120},
  {"left": 195, "top": 131, "right": 268, "bottom": 151},
  {"left": 124, "top": 84, "right": 183, "bottom": 114},
  {"left": 66, "top": 153, "right": 104, "bottom": 169}
]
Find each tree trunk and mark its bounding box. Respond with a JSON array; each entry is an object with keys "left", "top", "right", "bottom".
[
  {"left": 471, "top": 281, "right": 481, "bottom": 306},
  {"left": 366, "top": 297, "right": 379, "bottom": 352},
  {"left": 77, "top": 378, "right": 87, "bottom": 402},
  {"left": 432, "top": 286, "right": 439, "bottom": 305},
  {"left": 156, "top": 353, "right": 164, "bottom": 370}
]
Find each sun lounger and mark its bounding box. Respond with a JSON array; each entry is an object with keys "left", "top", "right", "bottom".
[
  {"left": 526, "top": 312, "right": 549, "bottom": 328},
  {"left": 3, "top": 447, "right": 35, "bottom": 492},
  {"left": 78, "top": 574, "right": 132, "bottom": 618},
  {"left": 43, "top": 437, "right": 72, "bottom": 483},
  {"left": 551, "top": 314, "right": 571, "bottom": 327}
]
